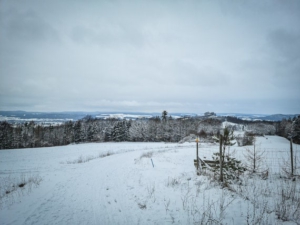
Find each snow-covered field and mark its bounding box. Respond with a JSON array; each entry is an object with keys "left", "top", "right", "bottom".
[{"left": 1, "top": 136, "right": 299, "bottom": 224}]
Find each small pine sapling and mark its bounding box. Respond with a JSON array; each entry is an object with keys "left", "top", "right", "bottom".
[
  {"left": 244, "top": 138, "right": 265, "bottom": 174},
  {"left": 211, "top": 152, "right": 246, "bottom": 181}
]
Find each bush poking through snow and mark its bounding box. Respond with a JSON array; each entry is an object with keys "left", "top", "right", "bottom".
[
  {"left": 236, "top": 132, "right": 255, "bottom": 146},
  {"left": 0, "top": 174, "right": 42, "bottom": 209},
  {"left": 138, "top": 202, "right": 147, "bottom": 210},
  {"left": 275, "top": 181, "right": 300, "bottom": 223},
  {"left": 166, "top": 176, "right": 181, "bottom": 187},
  {"left": 99, "top": 151, "right": 113, "bottom": 158},
  {"left": 66, "top": 151, "right": 113, "bottom": 164},
  {"left": 146, "top": 183, "right": 156, "bottom": 202},
  {"left": 140, "top": 151, "right": 154, "bottom": 159},
  {"left": 163, "top": 198, "right": 171, "bottom": 214}
]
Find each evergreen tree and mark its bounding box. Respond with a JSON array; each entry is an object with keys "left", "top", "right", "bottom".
[
  {"left": 63, "top": 121, "right": 74, "bottom": 144},
  {"left": 213, "top": 126, "right": 235, "bottom": 154},
  {"left": 87, "top": 125, "right": 94, "bottom": 142},
  {"left": 74, "top": 121, "right": 83, "bottom": 143},
  {"left": 0, "top": 121, "right": 13, "bottom": 149},
  {"left": 111, "top": 120, "right": 131, "bottom": 142},
  {"left": 13, "top": 125, "right": 22, "bottom": 148},
  {"left": 162, "top": 110, "right": 168, "bottom": 122},
  {"left": 211, "top": 152, "right": 245, "bottom": 181},
  {"left": 291, "top": 115, "right": 300, "bottom": 144}
]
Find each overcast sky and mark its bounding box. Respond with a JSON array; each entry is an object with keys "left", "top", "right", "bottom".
[{"left": 0, "top": 0, "right": 299, "bottom": 114}]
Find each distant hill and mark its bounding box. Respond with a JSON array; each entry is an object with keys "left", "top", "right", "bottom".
[
  {"left": 0, "top": 111, "right": 298, "bottom": 124},
  {"left": 217, "top": 113, "right": 298, "bottom": 121},
  {"left": 255, "top": 114, "right": 298, "bottom": 121}
]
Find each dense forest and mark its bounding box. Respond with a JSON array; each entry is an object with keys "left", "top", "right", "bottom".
[{"left": 0, "top": 114, "right": 299, "bottom": 150}]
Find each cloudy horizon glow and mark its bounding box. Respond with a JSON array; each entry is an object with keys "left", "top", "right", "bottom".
[{"left": 1, "top": 0, "right": 300, "bottom": 114}]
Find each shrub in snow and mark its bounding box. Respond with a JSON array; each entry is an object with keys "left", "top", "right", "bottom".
[
  {"left": 275, "top": 181, "right": 300, "bottom": 222},
  {"left": 166, "top": 177, "right": 181, "bottom": 187},
  {"left": 138, "top": 202, "right": 147, "bottom": 209},
  {"left": 236, "top": 132, "right": 255, "bottom": 146},
  {"left": 210, "top": 153, "right": 246, "bottom": 181},
  {"left": 140, "top": 151, "right": 154, "bottom": 159},
  {"left": 0, "top": 174, "right": 42, "bottom": 208}
]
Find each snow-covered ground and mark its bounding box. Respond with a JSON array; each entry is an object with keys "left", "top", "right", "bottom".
[{"left": 0, "top": 137, "right": 299, "bottom": 224}]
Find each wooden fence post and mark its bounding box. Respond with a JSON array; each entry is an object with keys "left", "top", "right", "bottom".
[
  {"left": 219, "top": 135, "right": 223, "bottom": 182},
  {"left": 290, "top": 138, "right": 294, "bottom": 176},
  {"left": 196, "top": 137, "right": 199, "bottom": 173}
]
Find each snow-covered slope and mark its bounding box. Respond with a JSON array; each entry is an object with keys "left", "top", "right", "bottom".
[{"left": 0, "top": 138, "right": 299, "bottom": 224}]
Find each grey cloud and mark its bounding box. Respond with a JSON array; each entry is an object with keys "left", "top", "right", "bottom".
[
  {"left": 265, "top": 29, "right": 300, "bottom": 93},
  {"left": 268, "top": 29, "right": 300, "bottom": 62},
  {"left": 0, "top": 0, "right": 300, "bottom": 114},
  {"left": 170, "top": 61, "right": 229, "bottom": 87},
  {"left": 1, "top": 7, "right": 59, "bottom": 43},
  {"left": 70, "top": 23, "right": 145, "bottom": 48}
]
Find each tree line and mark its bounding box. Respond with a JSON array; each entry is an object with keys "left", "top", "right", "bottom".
[
  {"left": 0, "top": 114, "right": 199, "bottom": 149},
  {"left": 0, "top": 113, "right": 299, "bottom": 150}
]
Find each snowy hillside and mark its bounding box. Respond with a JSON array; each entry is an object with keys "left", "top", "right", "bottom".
[{"left": 0, "top": 137, "right": 300, "bottom": 224}]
